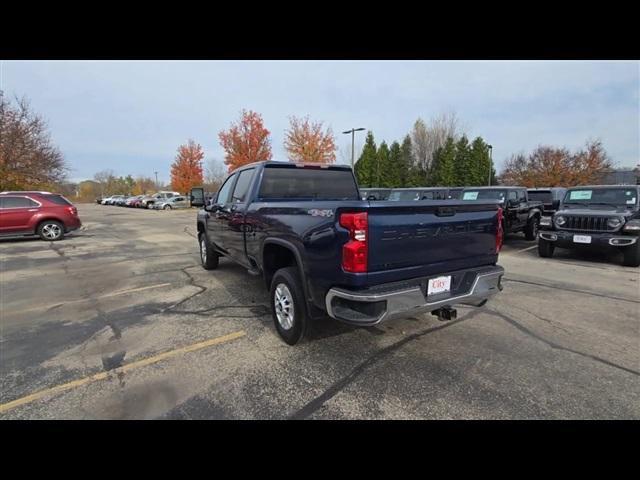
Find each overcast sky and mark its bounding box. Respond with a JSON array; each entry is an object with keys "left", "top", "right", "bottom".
[{"left": 1, "top": 60, "right": 638, "bottom": 184}]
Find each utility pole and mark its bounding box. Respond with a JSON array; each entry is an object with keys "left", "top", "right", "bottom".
[
  {"left": 487, "top": 145, "right": 493, "bottom": 186},
  {"left": 342, "top": 128, "right": 366, "bottom": 169}
]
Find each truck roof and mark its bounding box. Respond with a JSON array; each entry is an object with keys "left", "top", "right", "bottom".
[
  {"left": 231, "top": 160, "right": 352, "bottom": 173},
  {"left": 462, "top": 186, "right": 525, "bottom": 190}
]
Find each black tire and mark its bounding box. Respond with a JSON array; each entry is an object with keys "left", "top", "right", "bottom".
[
  {"left": 622, "top": 242, "right": 640, "bottom": 267},
  {"left": 163, "top": 205, "right": 171, "bottom": 210},
  {"left": 538, "top": 238, "right": 555, "bottom": 258},
  {"left": 524, "top": 216, "right": 539, "bottom": 241},
  {"left": 199, "top": 232, "right": 219, "bottom": 270},
  {"left": 37, "top": 220, "right": 65, "bottom": 241},
  {"left": 270, "top": 266, "right": 308, "bottom": 345}
]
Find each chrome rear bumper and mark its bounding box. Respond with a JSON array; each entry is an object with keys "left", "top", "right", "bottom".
[{"left": 325, "top": 266, "right": 504, "bottom": 326}]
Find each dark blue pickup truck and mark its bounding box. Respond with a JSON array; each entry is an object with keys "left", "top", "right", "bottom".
[{"left": 191, "top": 161, "right": 505, "bottom": 345}]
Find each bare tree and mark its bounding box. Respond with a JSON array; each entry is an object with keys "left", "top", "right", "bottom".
[
  {"left": 204, "top": 157, "right": 227, "bottom": 192},
  {"left": 338, "top": 139, "right": 363, "bottom": 167},
  {"left": 0, "top": 91, "right": 68, "bottom": 190},
  {"left": 411, "top": 111, "right": 461, "bottom": 181}
]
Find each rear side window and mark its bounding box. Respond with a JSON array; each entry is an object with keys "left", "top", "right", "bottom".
[
  {"left": 45, "top": 194, "right": 72, "bottom": 206},
  {"left": 1, "top": 196, "right": 39, "bottom": 208},
  {"left": 258, "top": 167, "right": 359, "bottom": 200},
  {"left": 232, "top": 169, "right": 255, "bottom": 203}
]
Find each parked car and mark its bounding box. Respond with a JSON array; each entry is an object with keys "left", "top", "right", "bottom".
[
  {"left": 538, "top": 185, "right": 640, "bottom": 267},
  {"left": 192, "top": 161, "right": 504, "bottom": 345},
  {"left": 142, "top": 191, "right": 181, "bottom": 209},
  {"left": 106, "top": 195, "right": 125, "bottom": 205},
  {"left": 153, "top": 195, "right": 189, "bottom": 210},
  {"left": 101, "top": 196, "right": 114, "bottom": 205},
  {"left": 461, "top": 186, "right": 543, "bottom": 240},
  {"left": 0, "top": 191, "right": 82, "bottom": 241},
  {"left": 387, "top": 187, "right": 451, "bottom": 201},
  {"left": 527, "top": 187, "right": 567, "bottom": 216},
  {"left": 360, "top": 188, "right": 392, "bottom": 201},
  {"left": 125, "top": 195, "right": 144, "bottom": 207}
]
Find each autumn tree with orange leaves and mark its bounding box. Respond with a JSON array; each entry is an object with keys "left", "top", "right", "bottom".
[
  {"left": 500, "top": 140, "right": 613, "bottom": 187},
  {"left": 218, "top": 110, "right": 272, "bottom": 172},
  {"left": 170, "top": 140, "right": 204, "bottom": 194},
  {"left": 284, "top": 115, "right": 337, "bottom": 163}
]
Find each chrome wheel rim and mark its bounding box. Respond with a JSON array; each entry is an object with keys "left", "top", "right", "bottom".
[
  {"left": 200, "top": 237, "right": 207, "bottom": 264},
  {"left": 274, "top": 283, "right": 294, "bottom": 330},
  {"left": 42, "top": 224, "right": 61, "bottom": 240}
]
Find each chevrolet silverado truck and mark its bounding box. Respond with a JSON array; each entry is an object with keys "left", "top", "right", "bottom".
[
  {"left": 538, "top": 185, "right": 640, "bottom": 267},
  {"left": 191, "top": 161, "right": 505, "bottom": 345},
  {"left": 461, "top": 186, "right": 543, "bottom": 240}
]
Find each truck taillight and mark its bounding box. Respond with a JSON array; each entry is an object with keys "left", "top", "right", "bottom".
[
  {"left": 496, "top": 207, "right": 504, "bottom": 253},
  {"left": 340, "top": 211, "right": 368, "bottom": 273}
]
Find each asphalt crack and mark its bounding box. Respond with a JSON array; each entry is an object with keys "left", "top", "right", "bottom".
[
  {"left": 162, "top": 266, "right": 208, "bottom": 311},
  {"left": 503, "top": 278, "right": 640, "bottom": 304},
  {"left": 289, "top": 310, "right": 481, "bottom": 420},
  {"left": 485, "top": 307, "right": 640, "bottom": 377}
]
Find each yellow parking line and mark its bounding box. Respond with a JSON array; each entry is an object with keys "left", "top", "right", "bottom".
[{"left": 0, "top": 330, "right": 246, "bottom": 414}]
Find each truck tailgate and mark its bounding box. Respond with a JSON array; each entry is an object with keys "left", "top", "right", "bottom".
[{"left": 366, "top": 201, "right": 499, "bottom": 279}]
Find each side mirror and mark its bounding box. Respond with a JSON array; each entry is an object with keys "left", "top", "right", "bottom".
[{"left": 190, "top": 187, "right": 205, "bottom": 207}]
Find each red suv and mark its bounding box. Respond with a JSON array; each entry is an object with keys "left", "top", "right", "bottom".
[{"left": 0, "top": 191, "right": 82, "bottom": 241}]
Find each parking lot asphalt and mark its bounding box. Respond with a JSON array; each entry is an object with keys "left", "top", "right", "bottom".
[{"left": 1, "top": 203, "right": 638, "bottom": 419}]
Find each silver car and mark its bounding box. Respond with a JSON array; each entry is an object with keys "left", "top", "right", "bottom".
[{"left": 153, "top": 195, "right": 189, "bottom": 210}]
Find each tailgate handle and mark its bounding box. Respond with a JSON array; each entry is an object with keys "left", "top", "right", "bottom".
[{"left": 435, "top": 207, "right": 455, "bottom": 217}]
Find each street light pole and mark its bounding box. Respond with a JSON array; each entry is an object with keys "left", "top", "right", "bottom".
[
  {"left": 342, "top": 128, "right": 366, "bottom": 169},
  {"left": 154, "top": 171, "right": 158, "bottom": 190},
  {"left": 487, "top": 145, "right": 493, "bottom": 186}
]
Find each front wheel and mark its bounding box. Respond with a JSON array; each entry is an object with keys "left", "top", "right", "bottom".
[
  {"left": 524, "top": 217, "right": 539, "bottom": 240},
  {"left": 199, "top": 233, "right": 219, "bottom": 270},
  {"left": 38, "top": 220, "right": 65, "bottom": 241},
  {"left": 622, "top": 241, "right": 640, "bottom": 267},
  {"left": 538, "top": 238, "right": 555, "bottom": 258},
  {"left": 163, "top": 205, "right": 171, "bottom": 210},
  {"left": 270, "top": 267, "right": 308, "bottom": 345}
]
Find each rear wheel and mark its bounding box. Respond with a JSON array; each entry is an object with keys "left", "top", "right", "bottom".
[
  {"left": 163, "top": 205, "right": 171, "bottom": 210},
  {"left": 199, "top": 233, "right": 219, "bottom": 270},
  {"left": 538, "top": 238, "right": 554, "bottom": 258},
  {"left": 622, "top": 242, "right": 640, "bottom": 267},
  {"left": 37, "top": 220, "right": 64, "bottom": 241},
  {"left": 525, "top": 216, "right": 539, "bottom": 240},
  {"left": 270, "top": 267, "right": 308, "bottom": 345}
]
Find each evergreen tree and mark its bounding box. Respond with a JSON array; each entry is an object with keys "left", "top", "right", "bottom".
[
  {"left": 454, "top": 135, "right": 471, "bottom": 186},
  {"left": 354, "top": 131, "right": 377, "bottom": 187},
  {"left": 386, "top": 141, "right": 402, "bottom": 188},
  {"left": 398, "top": 135, "right": 412, "bottom": 187},
  {"left": 431, "top": 137, "right": 457, "bottom": 186},
  {"left": 375, "top": 141, "right": 390, "bottom": 187},
  {"left": 470, "top": 137, "right": 490, "bottom": 186}
]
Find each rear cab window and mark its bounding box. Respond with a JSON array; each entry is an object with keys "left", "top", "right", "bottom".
[
  {"left": 258, "top": 166, "right": 359, "bottom": 200},
  {"left": 528, "top": 191, "right": 552, "bottom": 203}
]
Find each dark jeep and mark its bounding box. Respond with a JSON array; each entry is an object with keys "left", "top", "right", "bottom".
[
  {"left": 461, "top": 186, "right": 543, "bottom": 240},
  {"left": 538, "top": 185, "right": 640, "bottom": 267}
]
